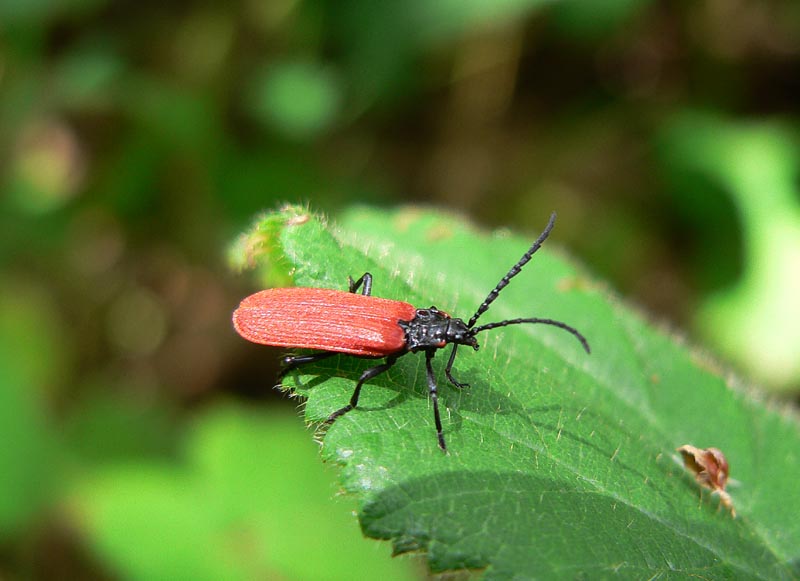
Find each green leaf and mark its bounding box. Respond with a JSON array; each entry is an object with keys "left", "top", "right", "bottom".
[
  {"left": 246, "top": 60, "right": 342, "bottom": 140},
  {"left": 233, "top": 205, "right": 800, "bottom": 579},
  {"left": 0, "top": 281, "right": 62, "bottom": 537},
  {"left": 659, "top": 113, "right": 800, "bottom": 391},
  {"left": 72, "top": 406, "right": 419, "bottom": 581}
]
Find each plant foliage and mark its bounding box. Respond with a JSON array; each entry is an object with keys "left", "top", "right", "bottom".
[{"left": 235, "top": 204, "right": 800, "bottom": 579}]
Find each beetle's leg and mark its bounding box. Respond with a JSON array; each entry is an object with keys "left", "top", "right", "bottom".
[
  {"left": 347, "top": 272, "right": 373, "bottom": 296},
  {"left": 326, "top": 354, "right": 398, "bottom": 424},
  {"left": 425, "top": 349, "right": 447, "bottom": 452},
  {"left": 444, "top": 344, "right": 469, "bottom": 389},
  {"left": 280, "top": 351, "right": 337, "bottom": 377}
]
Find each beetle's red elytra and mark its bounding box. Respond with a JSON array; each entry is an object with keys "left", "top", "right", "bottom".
[
  {"left": 234, "top": 288, "right": 416, "bottom": 356},
  {"left": 233, "top": 212, "right": 590, "bottom": 452}
]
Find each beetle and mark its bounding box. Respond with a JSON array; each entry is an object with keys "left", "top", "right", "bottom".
[{"left": 233, "top": 212, "right": 590, "bottom": 452}]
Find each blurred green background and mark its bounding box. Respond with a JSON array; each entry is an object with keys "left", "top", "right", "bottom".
[{"left": 1, "top": 0, "right": 799, "bottom": 578}]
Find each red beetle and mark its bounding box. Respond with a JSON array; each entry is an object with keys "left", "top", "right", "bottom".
[{"left": 233, "top": 213, "right": 590, "bottom": 451}]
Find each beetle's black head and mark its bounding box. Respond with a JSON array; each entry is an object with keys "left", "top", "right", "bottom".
[
  {"left": 446, "top": 317, "right": 479, "bottom": 350},
  {"left": 400, "top": 307, "right": 479, "bottom": 352}
]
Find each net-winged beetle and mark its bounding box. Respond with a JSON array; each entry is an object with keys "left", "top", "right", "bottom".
[{"left": 233, "top": 212, "right": 590, "bottom": 452}]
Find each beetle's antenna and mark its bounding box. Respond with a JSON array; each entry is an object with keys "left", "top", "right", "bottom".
[
  {"left": 467, "top": 212, "right": 557, "bottom": 328},
  {"left": 471, "top": 317, "right": 591, "bottom": 354}
]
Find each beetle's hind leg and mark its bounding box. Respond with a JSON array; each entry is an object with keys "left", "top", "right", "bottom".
[
  {"left": 280, "top": 351, "right": 338, "bottom": 377},
  {"left": 326, "top": 354, "right": 398, "bottom": 424}
]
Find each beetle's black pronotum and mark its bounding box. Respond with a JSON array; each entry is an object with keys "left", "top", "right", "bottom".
[{"left": 233, "top": 212, "right": 590, "bottom": 452}]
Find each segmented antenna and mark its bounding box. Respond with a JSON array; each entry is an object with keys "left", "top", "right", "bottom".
[
  {"left": 471, "top": 317, "right": 591, "bottom": 354},
  {"left": 467, "top": 212, "right": 557, "bottom": 328}
]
